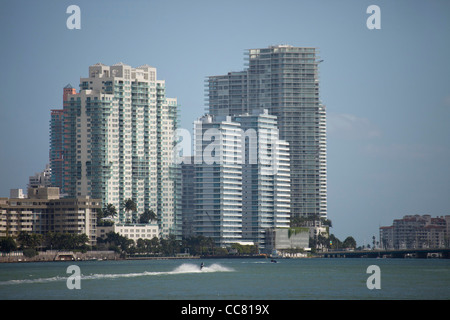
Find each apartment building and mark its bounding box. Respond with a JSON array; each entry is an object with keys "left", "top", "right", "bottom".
[
  {"left": 97, "top": 223, "right": 159, "bottom": 242},
  {"left": 0, "top": 187, "right": 100, "bottom": 246},
  {"left": 206, "top": 45, "right": 327, "bottom": 222},
  {"left": 380, "top": 215, "right": 450, "bottom": 249},
  {"left": 62, "top": 63, "right": 180, "bottom": 238},
  {"left": 233, "top": 109, "right": 291, "bottom": 249},
  {"left": 191, "top": 110, "right": 291, "bottom": 249},
  {"left": 193, "top": 114, "right": 243, "bottom": 247}
]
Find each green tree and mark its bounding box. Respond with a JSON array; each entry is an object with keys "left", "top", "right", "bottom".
[
  {"left": 104, "top": 203, "right": 118, "bottom": 218},
  {"left": 123, "top": 199, "right": 137, "bottom": 223},
  {"left": 139, "top": 209, "right": 157, "bottom": 224},
  {"left": 99, "top": 204, "right": 117, "bottom": 226},
  {"left": 0, "top": 236, "right": 17, "bottom": 253},
  {"left": 328, "top": 234, "right": 342, "bottom": 250},
  {"left": 343, "top": 236, "right": 357, "bottom": 249},
  {"left": 160, "top": 234, "right": 181, "bottom": 256},
  {"left": 17, "top": 232, "right": 42, "bottom": 250},
  {"left": 104, "top": 231, "right": 134, "bottom": 254}
]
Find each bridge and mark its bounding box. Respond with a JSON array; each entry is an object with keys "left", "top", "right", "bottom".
[{"left": 317, "top": 248, "right": 450, "bottom": 259}]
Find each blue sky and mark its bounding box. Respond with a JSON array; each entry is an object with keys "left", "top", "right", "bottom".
[{"left": 1, "top": 0, "right": 449, "bottom": 246}]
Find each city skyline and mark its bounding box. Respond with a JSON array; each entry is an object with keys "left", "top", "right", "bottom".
[{"left": 1, "top": 1, "right": 449, "bottom": 246}]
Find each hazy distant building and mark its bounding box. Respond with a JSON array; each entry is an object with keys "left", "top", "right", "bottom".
[
  {"left": 207, "top": 45, "right": 327, "bottom": 222},
  {"left": 62, "top": 63, "right": 180, "bottom": 238},
  {"left": 181, "top": 156, "right": 195, "bottom": 239},
  {"left": 380, "top": 215, "right": 450, "bottom": 249},
  {"left": 28, "top": 164, "right": 52, "bottom": 189},
  {"left": 49, "top": 85, "right": 75, "bottom": 194}
]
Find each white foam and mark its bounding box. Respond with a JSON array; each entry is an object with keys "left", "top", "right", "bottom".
[{"left": 0, "top": 263, "right": 233, "bottom": 285}]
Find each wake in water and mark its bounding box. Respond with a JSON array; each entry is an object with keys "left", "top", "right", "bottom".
[{"left": 0, "top": 263, "right": 233, "bottom": 286}]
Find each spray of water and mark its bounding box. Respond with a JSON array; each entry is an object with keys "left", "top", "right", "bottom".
[{"left": 0, "top": 263, "right": 234, "bottom": 286}]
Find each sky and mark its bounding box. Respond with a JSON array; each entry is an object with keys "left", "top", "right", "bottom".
[{"left": 1, "top": 0, "right": 449, "bottom": 246}]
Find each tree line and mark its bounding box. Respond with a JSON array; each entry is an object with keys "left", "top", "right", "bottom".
[
  {"left": 0, "top": 232, "right": 91, "bottom": 257},
  {"left": 0, "top": 231, "right": 259, "bottom": 258}
]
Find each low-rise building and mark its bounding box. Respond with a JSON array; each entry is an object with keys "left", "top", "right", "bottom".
[
  {"left": 380, "top": 214, "right": 450, "bottom": 249},
  {"left": 265, "top": 227, "right": 310, "bottom": 255},
  {"left": 0, "top": 187, "right": 100, "bottom": 246},
  {"left": 97, "top": 223, "right": 159, "bottom": 242}
]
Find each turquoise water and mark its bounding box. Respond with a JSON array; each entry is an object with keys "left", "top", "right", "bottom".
[{"left": 0, "top": 258, "right": 449, "bottom": 300}]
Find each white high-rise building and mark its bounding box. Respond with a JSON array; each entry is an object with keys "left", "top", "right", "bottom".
[
  {"left": 207, "top": 45, "right": 327, "bottom": 222},
  {"left": 193, "top": 114, "right": 243, "bottom": 247},
  {"left": 63, "top": 63, "right": 180, "bottom": 238},
  {"left": 191, "top": 110, "right": 290, "bottom": 249},
  {"left": 234, "top": 109, "right": 290, "bottom": 249}
]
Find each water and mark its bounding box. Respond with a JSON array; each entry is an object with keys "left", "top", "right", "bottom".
[{"left": 0, "top": 258, "right": 449, "bottom": 300}]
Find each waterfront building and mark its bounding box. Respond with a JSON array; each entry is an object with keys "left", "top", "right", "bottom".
[
  {"left": 265, "top": 227, "right": 310, "bottom": 255},
  {"left": 191, "top": 110, "right": 291, "bottom": 249},
  {"left": 206, "top": 45, "right": 327, "bottom": 222},
  {"left": 233, "top": 109, "right": 291, "bottom": 249},
  {"left": 0, "top": 187, "right": 100, "bottom": 245},
  {"left": 193, "top": 114, "right": 243, "bottom": 246},
  {"left": 380, "top": 214, "right": 450, "bottom": 249},
  {"left": 62, "top": 63, "right": 180, "bottom": 238},
  {"left": 97, "top": 223, "right": 159, "bottom": 242}
]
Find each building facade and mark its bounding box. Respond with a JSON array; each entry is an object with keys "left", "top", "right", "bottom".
[
  {"left": 380, "top": 215, "right": 450, "bottom": 249},
  {"left": 233, "top": 109, "right": 291, "bottom": 249},
  {"left": 62, "top": 63, "right": 180, "bottom": 238},
  {"left": 206, "top": 45, "right": 327, "bottom": 222},
  {"left": 181, "top": 156, "right": 195, "bottom": 239},
  {"left": 265, "top": 227, "right": 310, "bottom": 254},
  {"left": 193, "top": 114, "right": 243, "bottom": 247},
  {"left": 0, "top": 187, "right": 100, "bottom": 246},
  {"left": 49, "top": 85, "right": 76, "bottom": 195},
  {"left": 191, "top": 110, "right": 291, "bottom": 249},
  {"left": 97, "top": 223, "right": 159, "bottom": 242},
  {"left": 28, "top": 164, "right": 52, "bottom": 189}
]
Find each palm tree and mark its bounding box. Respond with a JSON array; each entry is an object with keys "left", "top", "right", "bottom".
[
  {"left": 139, "top": 209, "right": 157, "bottom": 224},
  {"left": 100, "top": 204, "right": 117, "bottom": 224},
  {"left": 123, "top": 199, "right": 137, "bottom": 223}
]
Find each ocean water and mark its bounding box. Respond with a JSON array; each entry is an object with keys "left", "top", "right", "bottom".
[{"left": 0, "top": 258, "right": 449, "bottom": 300}]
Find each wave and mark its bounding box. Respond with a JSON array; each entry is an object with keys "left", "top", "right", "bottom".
[{"left": 0, "top": 263, "right": 233, "bottom": 286}]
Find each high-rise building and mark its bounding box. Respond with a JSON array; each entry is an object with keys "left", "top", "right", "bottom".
[
  {"left": 193, "top": 114, "right": 243, "bottom": 246},
  {"left": 207, "top": 45, "right": 327, "bottom": 222},
  {"left": 181, "top": 156, "right": 195, "bottom": 239},
  {"left": 233, "top": 109, "right": 291, "bottom": 249},
  {"left": 191, "top": 110, "right": 291, "bottom": 249},
  {"left": 62, "top": 63, "right": 180, "bottom": 238},
  {"left": 49, "top": 84, "right": 76, "bottom": 195}
]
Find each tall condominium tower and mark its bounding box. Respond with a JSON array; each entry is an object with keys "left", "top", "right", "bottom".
[
  {"left": 193, "top": 114, "right": 243, "bottom": 246},
  {"left": 192, "top": 110, "right": 290, "bottom": 249},
  {"left": 233, "top": 109, "right": 291, "bottom": 249},
  {"left": 207, "top": 45, "right": 327, "bottom": 222},
  {"left": 49, "top": 85, "right": 75, "bottom": 194},
  {"left": 63, "top": 63, "right": 180, "bottom": 237}
]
